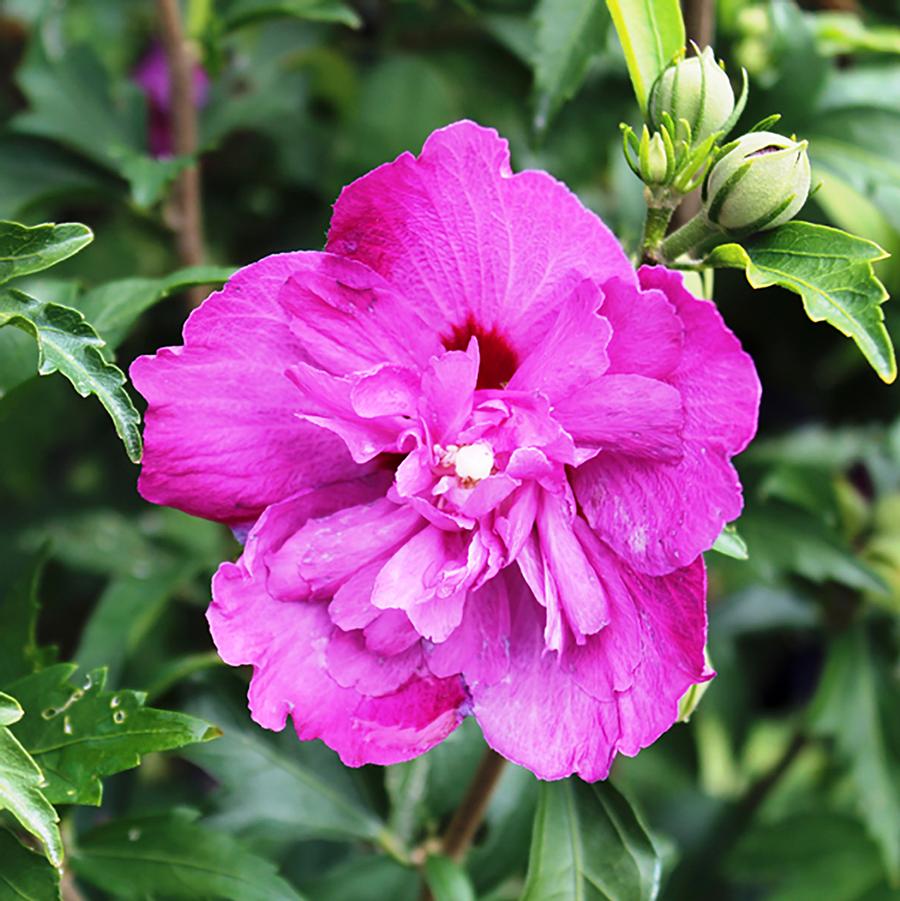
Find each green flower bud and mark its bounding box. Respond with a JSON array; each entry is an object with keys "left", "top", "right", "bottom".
[
  {"left": 644, "top": 131, "right": 669, "bottom": 184},
  {"left": 649, "top": 46, "right": 735, "bottom": 144},
  {"left": 704, "top": 131, "right": 811, "bottom": 233}
]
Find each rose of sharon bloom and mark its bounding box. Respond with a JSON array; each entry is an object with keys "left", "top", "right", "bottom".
[
  {"left": 133, "top": 42, "right": 210, "bottom": 158},
  {"left": 131, "top": 121, "right": 760, "bottom": 780}
]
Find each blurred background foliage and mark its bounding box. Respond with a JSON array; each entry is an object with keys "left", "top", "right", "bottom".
[{"left": 1, "top": 0, "right": 899, "bottom": 898}]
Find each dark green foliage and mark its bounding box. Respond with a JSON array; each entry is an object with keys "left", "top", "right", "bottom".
[{"left": 1, "top": 0, "right": 898, "bottom": 898}]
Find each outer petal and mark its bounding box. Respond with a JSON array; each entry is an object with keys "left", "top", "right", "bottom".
[
  {"left": 278, "top": 255, "right": 442, "bottom": 375},
  {"left": 327, "top": 121, "right": 634, "bottom": 353},
  {"left": 131, "top": 253, "right": 366, "bottom": 525},
  {"left": 639, "top": 265, "right": 760, "bottom": 454},
  {"left": 209, "top": 562, "right": 465, "bottom": 767},
  {"left": 471, "top": 559, "right": 709, "bottom": 781}
]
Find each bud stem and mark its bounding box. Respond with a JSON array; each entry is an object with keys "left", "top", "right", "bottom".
[
  {"left": 640, "top": 201, "right": 677, "bottom": 263},
  {"left": 659, "top": 211, "right": 724, "bottom": 262}
]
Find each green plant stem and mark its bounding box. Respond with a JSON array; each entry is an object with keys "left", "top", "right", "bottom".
[
  {"left": 641, "top": 203, "right": 677, "bottom": 262},
  {"left": 659, "top": 211, "right": 723, "bottom": 261},
  {"left": 441, "top": 747, "right": 507, "bottom": 862}
]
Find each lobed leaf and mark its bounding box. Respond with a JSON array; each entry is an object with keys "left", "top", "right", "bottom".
[
  {"left": 5, "top": 665, "right": 220, "bottom": 806},
  {"left": 522, "top": 778, "right": 661, "bottom": 900},
  {"left": 532, "top": 0, "right": 610, "bottom": 133},
  {"left": 0, "top": 287, "right": 142, "bottom": 461},
  {"left": 706, "top": 222, "right": 896, "bottom": 383},
  {"left": 72, "top": 808, "right": 305, "bottom": 900},
  {"left": 605, "top": 0, "right": 684, "bottom": 113}
]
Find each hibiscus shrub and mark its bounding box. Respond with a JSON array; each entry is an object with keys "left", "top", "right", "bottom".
[{"left": 1, "top": 1, "right": 899, "bottom": 899}]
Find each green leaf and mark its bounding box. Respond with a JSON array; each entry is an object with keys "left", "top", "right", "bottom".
[
  {"left": 0, "top": 221, "right": 93, "bottom": 286},
  {"left": 0, "top": 693, "right": 63, "bottom": 867},
  {"left": 183, "top": 694, "right": 383, "bottom": 844},
  {"left": 711, "top": 523, "right": 749, "bottom": 560},
  {"left": 0, "top": 551, "right": 47, "bottom": 686},
  {"left": 72, "top": 809, "right": 305, "bottom": 900},
  {"left": 729, "top": 809, "right": 892, "bottom": 901},
  {"left": 424, "top": 856, "right": 476, "bottom": 901},
  {"left": 605, "top": 0, "right": 684, "bottom": 112},
  {"left": 77, "top": 265, "right": 234, "bottom": 350},
  {"left": 386, "top": 756, "right": 431, "bottom": 845},
  {"left": 220, "top": 0, "right": 362, "bottom": 31},
  {"left": 809, "top": 627, "right": 900, "bottom": 883},
  {"left": 299, "top": 855, "right": 418, "bottom": 901},
  {"left": 0, "top": 287, "right": 142, "bottom": 461},
  {"left": 706, "top": 222, "right": 896, "bottom": 383},
  {"left": 740, "top": 504, "right": 887, "bottom": 593},
  {"left": 13, "top": 40, "right": 180, "bottom": 207},
  {"left": 522, "top": 779, "right": 661, "bottom": 901},
  {"left": 5, "top": 664, "right": 220, "bottom": 806},
  {"left": 532, "top": 0, "right": 610, "bottom": 133},
  {"left": 0, "top": 828, "right": 61, "bottom": 901}
]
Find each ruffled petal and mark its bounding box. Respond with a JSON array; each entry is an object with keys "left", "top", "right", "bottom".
[
  {"left": 574, "top": 442, "right": 744, "bottom": 576},
  {"left": 327, "top": 121, "right": 634, "bottom": 354},
  {"left": 471, "top": 559, "right": 709, "bottom": 781},
  {"left": 209, "top": 561, "right": 466, "bottom": 766},
  {"left": 131, "top": 252, "right": 367, "bottom": 525}
]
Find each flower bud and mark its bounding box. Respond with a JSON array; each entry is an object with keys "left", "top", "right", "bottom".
[
  {"left": 704, "top": 131, "right": 811, "bottom": 232},
  {"left": 649, "top": 46, "right": 735, "bottom": 144},
  {"left": 644, "top": 132, "right": 669, "bottom": 185}
]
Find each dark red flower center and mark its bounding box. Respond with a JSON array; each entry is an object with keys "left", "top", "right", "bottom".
[{"left": 443, "top": 317, "right": 518, "bottom": 390}]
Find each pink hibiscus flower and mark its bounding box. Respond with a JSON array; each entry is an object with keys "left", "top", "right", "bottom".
[{"left": 131, "top": 121, "right": 760, "bottom": 780}]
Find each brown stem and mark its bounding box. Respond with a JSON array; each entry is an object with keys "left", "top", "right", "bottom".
[
  {"left": 673, "top": 0, "right": 717, "bottom": 229},
  {"left": 156, "top": 0, "right": 205, "bottom": 306},
  {"left": 441, "top": 747, "right": 507, "bottom": 862}
]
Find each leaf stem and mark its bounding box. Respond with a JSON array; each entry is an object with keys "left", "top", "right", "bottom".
[
  {"left": 659, "top": 211, "right": 723, "bottom": 262},
  {"left": 441, "top": 746, "right": 507, "bottom": 862},
  {"left": 156, "top": 0, "right": 205, "bottom": 306}
]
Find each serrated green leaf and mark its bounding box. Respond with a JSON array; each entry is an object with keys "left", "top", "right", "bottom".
[
  {"left": 5, "top": 665, "right": 219, "bottom": 806},
  {"left": 183, "top": 694, "right": 383, "bottom": 844},
  {"left": 711, "top": 523, "right": 749, "bottom": 560},
  {"left": 522, "top": 779, "right": 661, "bottom": 901},
  {"left": 77, "top": 265, "right": 234, "bottom": 350},
  {"left": 0, "top": 288, "right": 142, "bottom": 461},
  {"left": 0, "top": 828, "right": 62, "bottom": 901},
  {"left": 809, "top": 627, "right": 900, "bottom": 883},
  {"left": 0, "top": 694, "right": 62, "bottom": 867},
  {"left": 706, "top": 222, "right": 896, "bottom": 383},
  {"left": 220, "top": 0, "right": 361, "bottom": 31},
  {"left": 424, "top": 855, "right": 476, "bottom": 901},
  {"left": 605, "top": 0, "right": 684, "bottom": 112},
  {"left": 532, "top": 0, "right": 609, "bottom": 133},
  {"left": 72, "top": 809, "right": 305, "bottom": 901},
  {"left": 0, "top": 221, "right": 93, "bottom": 286},
  {"left": 0, "top": 551, "right": 47, "bottom": 686}
]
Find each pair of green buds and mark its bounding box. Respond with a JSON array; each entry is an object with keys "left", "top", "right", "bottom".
[{"left": 624, "top": 45, "right": 812, "bottom": 253}]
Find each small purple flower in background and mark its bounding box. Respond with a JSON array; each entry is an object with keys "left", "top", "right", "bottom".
[
  {"left": 133, "top": 41, "right": 209, "bottom": 158},
  {"left": 131, "top": 122, "right": 760, "bottom": 780}
]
